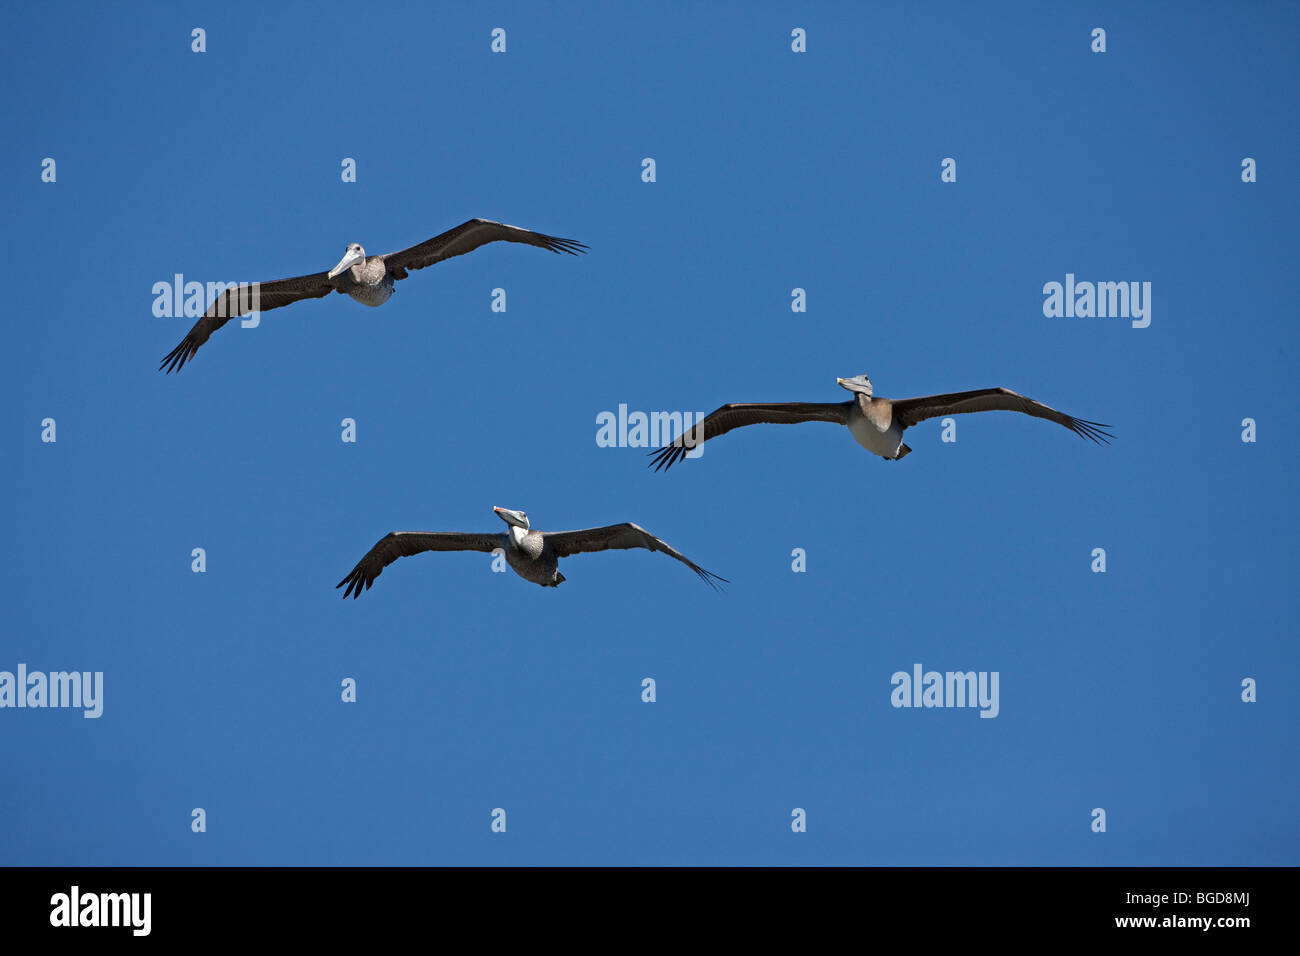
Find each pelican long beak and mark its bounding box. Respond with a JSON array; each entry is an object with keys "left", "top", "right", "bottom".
[
  {"left": 328, "top": 249, "right": 364, "bottom": 278},
  {"left": 836, "top": 378, "right": 848, "bottom": 386},
  {"left": 493, "top": 506, "right": 526, "bottom": 529}
]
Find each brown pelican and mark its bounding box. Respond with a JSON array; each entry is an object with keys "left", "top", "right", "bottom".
[
  {"left": 337, "top": 506, "right": 726, "bottom": 597},
  {"left": 649, "top": 374, "right": 1111, "bottom": 470},
  {"left": 159, "top": 219, "right": 587, "bottom": 372}
]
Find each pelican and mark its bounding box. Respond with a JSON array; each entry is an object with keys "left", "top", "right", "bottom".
[
  {"left": 649, "top": 374, "right": 1112, "bottom": 470},
  {"left": 337, "top": 506, "right": 726, "bottom": 597},
  {"left": 159, "top": 219, "right": 587, "bottom": 372}
]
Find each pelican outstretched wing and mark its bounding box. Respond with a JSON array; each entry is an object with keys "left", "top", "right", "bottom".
[
  {"left": 382, "top": 218, "right": 587, "bottom": 274},
  {"left": 891, "top": 388, "right": 1112, "bottom": 443},
  {"left": 337, "top": 531, "right": 506, "bottom": 599},
  {"left": 649, "top": 401, "right": 853, "bottom": 471},
  {"left": 545, "top": 523, "right": 726, "bottom": 589},
  {"left": 159, "top": 272, "right": 335, "bottom": 373}
]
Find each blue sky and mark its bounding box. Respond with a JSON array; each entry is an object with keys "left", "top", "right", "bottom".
[{"left": 2, "top": 1, "right": 1296, "bottom": 865}]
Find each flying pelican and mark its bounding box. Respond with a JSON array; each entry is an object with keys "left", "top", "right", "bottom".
[
  {"left": 337, "top": 506, "right": 726, "bottom": 597},
  {"left": 649, "top": 374, "right": 1112, "bottom": 470},
  {"left": 159, "top": 219, "right": 587, "bottom": 373}
]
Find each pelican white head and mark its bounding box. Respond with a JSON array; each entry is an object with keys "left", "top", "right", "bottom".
[
  {"left": 836, "top": 374, "right": 873, "bottom": 397},
  {"left": 328, "top": 243, "right": 366, "bottom": 278},
  {"left": 493, "top": 506, "right": 530, "bottom": 530}
]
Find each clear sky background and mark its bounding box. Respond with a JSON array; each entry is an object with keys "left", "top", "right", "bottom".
[{"left": 2, "top": 2, "right": 1296, "bottom": 865}]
